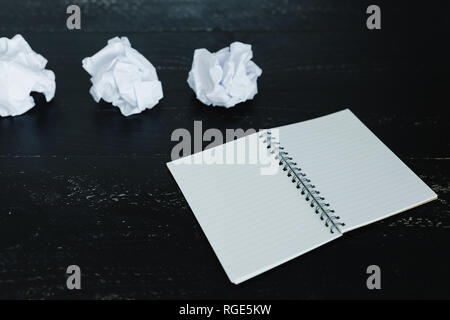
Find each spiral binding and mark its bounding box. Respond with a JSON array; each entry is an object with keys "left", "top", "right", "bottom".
[{"left": 260, "top": 130, "right": 345, "bottom": 234}]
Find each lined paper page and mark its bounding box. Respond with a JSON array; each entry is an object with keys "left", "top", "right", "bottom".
[
  {"left": 167, "top": 134, "right": 340, "bottom": 284},
  {"left": 278, "top": 109, "right": 437, "bottom": 232}
]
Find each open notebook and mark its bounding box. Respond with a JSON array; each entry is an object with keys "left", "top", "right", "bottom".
[{"left": 167, "top": 109, "right": 437, "bottom": 284}]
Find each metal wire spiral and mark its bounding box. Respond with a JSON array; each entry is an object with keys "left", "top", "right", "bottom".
[{"left": 261, "top": 130, "right": 345, "bottom": 234}]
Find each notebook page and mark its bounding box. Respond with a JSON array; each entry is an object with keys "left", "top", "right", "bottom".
[
  {"left": 167, "top": 133, "right": 340, "bottom": 284},
  {"left": 277, "top": 109, "right": 437, "bottom": 232}
]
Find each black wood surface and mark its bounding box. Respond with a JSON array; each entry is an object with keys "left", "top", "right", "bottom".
[{"left": 0, "top": 0, "right": 449, "bottom": 299}]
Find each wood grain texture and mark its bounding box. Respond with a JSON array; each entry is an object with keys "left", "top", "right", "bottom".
[
  {"left": 0, "top": 157, "right": 448, "bottom": 299},
  {"left": 0, "top": 1, "right": 449, "bottom": 299},
  {"left": 0, "top": 0, "right": 420, "bottom": 32}
]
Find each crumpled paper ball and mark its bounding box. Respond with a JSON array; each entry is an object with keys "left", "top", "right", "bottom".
[
  {"left": 187, "top": 42, "right": 262, "bottom": 108},
  {"left": 82, "top": 37, "right": 163, "bottom": 117},
  {"left": 0, "top": 34, "right": 56, "bottom": 117}
]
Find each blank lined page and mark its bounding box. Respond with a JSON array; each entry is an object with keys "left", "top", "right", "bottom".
[
  {"left": 277, "top": 109, "right": 437, "bottom": 232},
  {"left": 167, "top": 134, "right": 340, "bottom": 284}
]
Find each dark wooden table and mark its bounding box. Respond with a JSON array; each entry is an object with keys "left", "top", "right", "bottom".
[{"left": 0, "top": 0, "right": 449, "bottom": 299}]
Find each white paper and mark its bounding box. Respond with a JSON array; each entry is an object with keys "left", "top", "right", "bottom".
[
  {"left": 82, "top": 37, "right": 163, "bottom": 116},
  {"left": 167, "top": 110, "right": 437, "bottom": 284},
  {"left": 276, "top": 109, "right": 437, "bottom": 232},
  {"left": 187, "top": 42, "right": 262, "bottom": 108},
  {"left": 167, "top": 134, "right": 340, "bottom": 284},
  {"left": 0, "top": 34, "right": 56, "bottom": 117}
]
